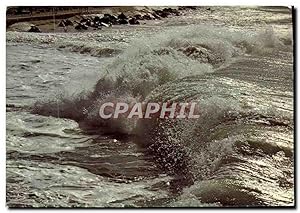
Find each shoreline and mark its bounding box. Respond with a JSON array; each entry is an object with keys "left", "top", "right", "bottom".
[{"left": 6, "top": 6, "right": 200, "bottom": 33}]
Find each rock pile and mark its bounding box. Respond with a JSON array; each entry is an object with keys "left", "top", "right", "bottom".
[{"left": 56, "top": 7, "right": 196, "bottom": 31}]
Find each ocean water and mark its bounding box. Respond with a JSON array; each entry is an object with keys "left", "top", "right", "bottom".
[{"left": 6, "top": 7, "right": 294, "bottom": 207}]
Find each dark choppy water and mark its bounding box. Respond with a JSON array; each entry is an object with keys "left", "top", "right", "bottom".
[{"left": 6, "top": 6, "right": 294, "bottom": 207}]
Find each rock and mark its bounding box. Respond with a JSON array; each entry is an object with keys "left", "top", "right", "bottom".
[
  {"left": 58, "top": 20, "right": 66, "bottom": 27},
  {"left": 99, "top": 15, "right": 112, "bottom": 24},
  {"left": 142, "top": 14, "right": 152, "bottom": 20},
  {"left": 93, "top": 21, "right": 99, "bottom": 26},
  {"left": 180, "top": 6, "right": 197, "bottom": 10},
  {"left": 74, "top": 24, "right": 81, "bottom": 30},
  {"left": 82, "top": 24, "right": 88, "bottom": 30},
  {"left": 58, "top": 19, "right": 73, "bottom": 27},
  {"left": 163, "top": 8, "right": 180, "bottom": 16},
  {"left": 28, "top": 25, "right": 41, "bottom": 33},
  {"left": 128, "top": 18, "right": 140, "bottom": 25},
  {"left": 163, "top": 8, "right": 172, "bottom": 13},
  {"left": 93, "top": 14, "right": 118, "bottom": 25},
  {"left": 85, "top": 19, "right": 92, "bottom": 26},
  {"left": 92, "top": 23, "right": 102, "bottom": 29},
  {"left": 80, "top": 17, "right": 88, "bottom": 23},
  {"left": 89, "top": 22, "right": 95, "bottom": 28},
  {"left": 153, "top": 10, "right": 169, "bottom": 18},
  {"left": 64, "top": 19, "right": 73, "bottom": 26},
  {"left": 75, "top": 23, "right": 88, "bottom": 30},
  {"left": 100, "top": 16, "right": 110, "bottom": 24},
  {"left": 187, "top": 6, "right": 197, "bottom": 10},
  {"left": 100, "top": 22, "right": 110, "bottom": 27},
  {"left": 118, "top": 13, "right": 127, "bottom": 20},
  {"left": 151, "top": 12, "right": 161, "bottom": 19},
  {"left": 179, "top": 46, "right": 219, "bottom": 64},
  {"left": 134, "top": 14, "right": 143, "bottom": 20},
  {"left": 104, "top": 14, "right": 117, "bottom": 22},
  {"left": 93, "top": 16, "right": 101, "bottom": 23},
  {"left": 118, "top": 19, "right": 128, "bottom": 25},
  {"left": 178, "top": 6, "right": 197, "bottom": 10},
  {"left": 151, "top": 8, "right": 180, "bottom": 19}
]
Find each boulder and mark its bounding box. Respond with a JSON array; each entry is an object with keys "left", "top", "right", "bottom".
[
  {"left": 58, "top": 20, "right": 66, "bottom": 27},
  {"left": 128, "top": 18, "right": 140, "bottom": 25},
  {"left": 85, "top": 19, "right": 92, "bottom": 26},
  {"left": 118, "top": 13, "right": 127, "bottom": 20},
  {"left": 100, "top": 22, "right": 110, "bottom": 27},
  {"left": 80, "top": 18, "right": 88, "bottom": 23},
  {"left": 100, "top": 16, "right": 111, "bottom": 24},
  {"left": 118, "top": 19, "right": 128, "bottom": 25},
  {"left": 92, "top": 23, "right": 102, "bottom": 29},
  {"left": 151, "top": 12, "right": 161, "bottom": 19},
  {"left": 58, "top": 19, "right": 73, "bottom": 27},
  {"left": 94, "top": 14, "right": 118, "bottom": 25},
  {"left": 28, "top": 25, "right": 41, "bottom": 33},
  {"left": 75, "top": 23, "right": 88, "bottom": 30},
  {"left": 180, "top": 6, "right": 197, "bottom": 10},
  {"left": 163, "top": 8, "right": 180, "bottom": 16},
  {"left": 153, "top": 10, "right": 169, "bottom": 18},
  {"left": 134, "top": 14, "right": 143, "bottom": 20},
  {"left": 104, "top": 14, "right": 117, "bottom": 21},
  {"left": 64, "top": 19, "right": 73, "bottom": 26},
  {"left": 94, "top": 16, "right": 101, "bottom": 23},
  {"left": 142, "top": 14, "right": 152, "bottom": 20}
]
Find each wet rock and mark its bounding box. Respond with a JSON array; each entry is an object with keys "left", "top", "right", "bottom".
[
  {"left": 118, "top": 19, "right": 128, "bottom": 25},
  {"left": 58, "top": 20, "right": 66, "bottom": 27},
  {"left": 179, "top": 46, "right": 221, "bottom": 64},
  {"left": 80, "top": 17, "right": 88, "bottom": 23},
  {"left": 100, "top": 22, "right": 110, "bottom": 27},
  {"left": 85, "top": 19, "right": 92, "bottom": 26},
  {"left": 118, "top": 12, "right": 127, "bottom": 20},
  {"left": 105, "top": 14, "right": 118, "bottom": 23},
  {"left": 178, "top": 6, "right": 196, "bottom": 10},
  {"left": 153, "top": 10, "right": 169, "bottom": 18},
  {"left": 163, "top": 8, "right": 180, "bottom": 16},
  {"left": 58, "top": 19, "right": 73, "bottom": 27},
  {"left": 28, "top": 25, "right": 41, "bottom": 33},
  {"left": 128, "top": 18, "right": 140, "bottom": 25},
  {"left": 100, "top": 14, "right": 117, "bottom": 25},
  {"left": 93, "top": 16, "right": 101, "bottom": 23},
  {"left": 180, "top": 6, "right": 197, "bottom": 10},
  {"left": 134, "top": 14, "right": 143, "bottom": 20},
  {"left": 75, "top": 23, "right": 88, "bottom": 30},
  {"left": 93, "top": 24, "right": 102, "bottom": 29},
  {"left": 142, "top": 14, "right": 153, "bottom": 20},
  {"left": 92, "top": 21, "right": 100, "bottom": 28},
  {"left": 151, "top": 12, "right": 161, "bottom": 19},
  {"left": 64, "top": 19, "right": 73, "bottom": 26}
]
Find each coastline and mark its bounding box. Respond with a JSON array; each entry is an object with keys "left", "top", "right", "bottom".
[{"left": 6, "top": 6, "right": 199, "bottom": 33}]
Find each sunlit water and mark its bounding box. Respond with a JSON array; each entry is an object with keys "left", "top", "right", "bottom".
[{"left": 6, "top": 7, "right": 294, "bottom": 207}]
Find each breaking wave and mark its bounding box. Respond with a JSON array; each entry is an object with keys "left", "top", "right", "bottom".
[
  {"left": 30, "top": 25, "right": 293, "bottom": 205},
  {"left": 31, "top": 25, "right": 288, "bottom": 123}
]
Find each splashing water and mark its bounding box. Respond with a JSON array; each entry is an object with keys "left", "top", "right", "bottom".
[{"left": 7, "top": 7, "right": 293, "bottom": 207}]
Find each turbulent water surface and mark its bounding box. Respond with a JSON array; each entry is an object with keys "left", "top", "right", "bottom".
[{"left": 6, "top": 7, "right": 294, "bottom": 207}]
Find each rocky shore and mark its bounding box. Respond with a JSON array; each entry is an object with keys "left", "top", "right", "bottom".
[{"left": 7, "top": 6, "right": 200, "bottom": 33}]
